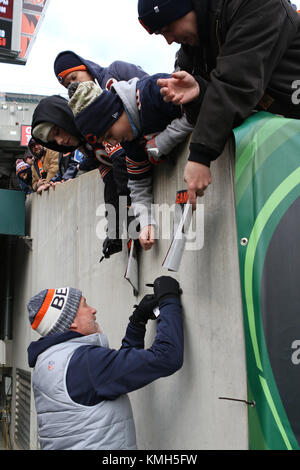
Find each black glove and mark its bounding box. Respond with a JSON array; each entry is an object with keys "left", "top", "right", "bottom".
[
  {"left": 99, "top": 237, "right": 122, "bottom": 262},
  {"left": 129, "top": 294, "right": 158, "bottom": 327},
  {"left": 153, "top": 276, "right": 182, "bottom": 303}
]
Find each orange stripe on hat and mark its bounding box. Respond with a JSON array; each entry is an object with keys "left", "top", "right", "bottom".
[
  {"left": 31, "top": 289, "right": 55, "bottom": 330},
  {"left": 58, "top": 65, "right": 87, "bottom": 81}
]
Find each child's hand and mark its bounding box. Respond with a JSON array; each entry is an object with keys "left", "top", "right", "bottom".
[
  {"left": 157, "top": 71, "right": 200, "bottom": 105},
  {"left": 139, "top": 225, "right": 155, "bottom": 251},
  {"left": 144, "top": 133, "right": 163, "bottom": 164}
]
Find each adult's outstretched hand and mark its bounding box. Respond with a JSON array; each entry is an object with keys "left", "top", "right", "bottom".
[
  {"left": 184, "top": 161, "right": 212, "bottom": 209},
  {"left": 157, "top": 71, "right": 200, "bottom": 105}
]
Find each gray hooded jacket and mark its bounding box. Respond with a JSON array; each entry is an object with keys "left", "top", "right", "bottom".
[
  {"left": 32, "top": 333, "right": 136, "bottom": 450},
  {"left": 112, "top": 79, "right": 193, "bottom": 228}
]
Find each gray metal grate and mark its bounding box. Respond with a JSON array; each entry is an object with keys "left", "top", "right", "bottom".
[{"left": 15, "top": 369, "right": 31, "bottom": 450}]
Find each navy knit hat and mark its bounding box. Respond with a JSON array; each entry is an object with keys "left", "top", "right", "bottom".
[
  {"left": 54, "top": 50, "right": 88, "bottom": 84},
  {"left": 28, "top": 287, "right": 82, "bottom": 336},
  {"left": 69, "top": 81, "right": 124, "bottom": 144},
  {"left": 138, "top": 0, "right": 193, "bottom": 34}
]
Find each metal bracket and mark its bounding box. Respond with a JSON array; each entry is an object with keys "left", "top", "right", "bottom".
[
  {"left": 19, "top": 235, "right": 32, "bottom": 250},
  {"left": 219, "top": 396, "right": 256, "bottom": 407}
]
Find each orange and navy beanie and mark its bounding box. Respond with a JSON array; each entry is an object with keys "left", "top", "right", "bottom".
[
  {"left": 16, "top": 159, "right": 30, "bottom": 176},
  {"left": 54, "top": 51, "right": 88, "bottom": 85},
  {"left": 27, "top": 287, "right": 82, "bottom": 336}
]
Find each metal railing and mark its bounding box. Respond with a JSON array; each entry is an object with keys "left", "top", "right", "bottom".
[{"left": 15, "top": 369, "right": 31, "bottom": 450}]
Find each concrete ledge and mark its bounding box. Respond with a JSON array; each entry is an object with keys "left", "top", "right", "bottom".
[{"left": 11, "top": 138, "right": 248, "bottom": 450}]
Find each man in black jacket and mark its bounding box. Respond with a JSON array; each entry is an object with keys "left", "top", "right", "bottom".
[{"left": 138, "top": 0, "right": 300, "bottom": 206}]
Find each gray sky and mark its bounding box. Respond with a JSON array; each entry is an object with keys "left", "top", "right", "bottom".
[{"left": 0, "top": 0, "right": 178, "bottom": 96}]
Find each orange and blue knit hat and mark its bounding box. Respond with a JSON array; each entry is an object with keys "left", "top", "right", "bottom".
[
  {"left": 16, "top": 159, "right": 30, "bottom": 176},
  {"left": 54, "top": 50, "right": 88, "bottom": 85},
  {"left": 27, "top": 287, "right": 82, "bottom": 336}
]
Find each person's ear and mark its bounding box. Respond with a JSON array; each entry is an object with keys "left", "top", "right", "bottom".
[{"left": 69, "top": 321, "right": 77, "bottom": 331}]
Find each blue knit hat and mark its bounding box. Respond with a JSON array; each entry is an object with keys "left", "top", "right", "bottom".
[
  {"left": 28, "top": 287, "right": 82, "bottom": 336},
  {"left": 138, "top": 0, "right": 193, "bottom": 34},
  {"left": 68, "top": 81, "right": 124, "bottom": 144}
]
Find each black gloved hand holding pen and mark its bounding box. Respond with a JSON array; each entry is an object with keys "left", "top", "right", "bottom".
[{"left": 129, "top": 294, "right": 158, "bottom": 327}]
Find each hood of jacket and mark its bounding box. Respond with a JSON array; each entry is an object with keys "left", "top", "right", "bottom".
[
  {"left": 54, "top": 50, "right": 106, "bottom": 84},
  {"left": 112, "top": 77, "right": 141, "bottom": 133},
  {"left": 27, "top": 331, "right": 83, "bottom": 368},
  {"left": 28, "top": 330, "right": 110, "bottom": 369},
  {"left": 192, "top": 0, "right": 210, "bottom": 44},
  {"left": 31, "top": 95, "right": 84, "bottom": 153},
  {"left": 54, "top": 50, "right": 148, "bottom": 91}
]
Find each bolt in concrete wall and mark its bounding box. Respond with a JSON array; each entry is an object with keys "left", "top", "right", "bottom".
[{"left": 11, "top": 138, "right": 248, "bottom": 450}]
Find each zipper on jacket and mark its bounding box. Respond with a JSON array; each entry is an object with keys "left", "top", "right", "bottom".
[
  {"left": 216, "top": 19, "right": 222, "bottom": 52},
  {"left": 215, "top": 0, "right": 225, "bottom": 52},
  {"left": 203, "top": 49, "right": 208, "bottom": 74}
]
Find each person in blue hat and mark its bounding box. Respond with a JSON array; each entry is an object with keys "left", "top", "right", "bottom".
[
  {"left": 67, "top": 73, "right": 193, "bottom": 249},
  {"left": 138, "top": 0, "right": 300, "bottom": 207},
  {"left": 54, "top": 50, "right": 147, "bottom": 90},
  {"left": 53, "top": 50, "right": 194, "bottom": 250}
]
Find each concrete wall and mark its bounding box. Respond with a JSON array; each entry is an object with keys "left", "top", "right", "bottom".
[{"left": 11, "top": 139, "right": 248, "bottom": 450}]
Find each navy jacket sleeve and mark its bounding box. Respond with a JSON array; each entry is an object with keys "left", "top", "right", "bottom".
[
  {"left": 18, "top": 176, "right": 33, "bottom": 194},
  {"left": 66, "top": 298, "right": 183, "bottom": 405},
  {"left": 61, "top": 157, "right": 78, "bottom": 180},
  {"left": 109, "top": 60, "right": 148, "bottom": 81},
  {"left": 79, "top": 156, "right": 100, "bottom": 172}
]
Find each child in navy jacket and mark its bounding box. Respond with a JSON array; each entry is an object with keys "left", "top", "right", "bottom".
[
  {"left": 54, "top": 50, "right": 193, "bottom": 251},
  {"left": 31, "top": 94, "right": 130, "bottom": 260},
  {"left": 69, "top": 75, "right": 192, "bottom": 250}
]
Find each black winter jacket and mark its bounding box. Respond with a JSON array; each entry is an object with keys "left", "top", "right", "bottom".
[{"left": 177, "top": 0, "right": 300, "bottom": 166}]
